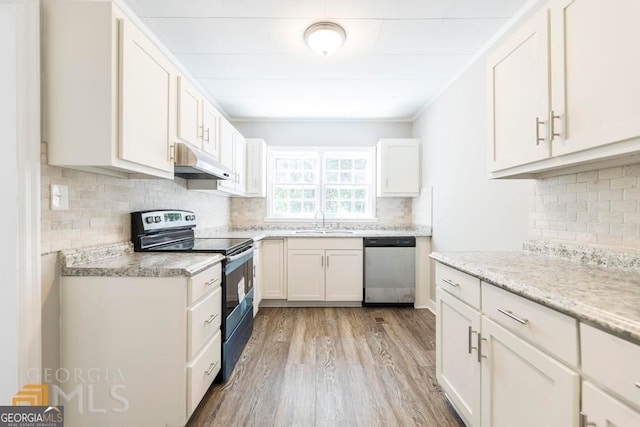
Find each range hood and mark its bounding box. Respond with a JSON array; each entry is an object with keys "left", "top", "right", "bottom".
[{"left": 173, "top": 142, "right": 231, "bottom": 180}]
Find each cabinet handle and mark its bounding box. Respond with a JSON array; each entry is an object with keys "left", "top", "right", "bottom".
[
  {"left": 477, "top": 333, "right": 488, "bottom": 363},
  {"left": 205, "top": 278, "right": 219, "bottom": 286},
  {"left": 321, "top": 256, "right": 324, "bottom": 267},
  {"left": 442, "top": 278, "right": 459, "bottom": 288},
  {"left": 204, "top": 313, "right": 219, "bottom": 324},
  {"left": 327, "top": 256, "right": 330, "bottom": 268},
  {"left": 497, "top": 308, "right": 529, "bottom": 325},
  {"left": 204, "top": 128, "right": 210, "bottom": 143},
  {"left": 169, "top": 143, "right": 175, "bottom": 162},
  {"left": 548, "top": 110, "right": 561, "bottom": 141},
  {"left": 205, "top": 361, "right": 219, "bottom": 376},
  {"left": 385, "top": 178, "right": 389, "bottom": 189},
  {"left": 535, "top": 117, "right": 546, "bottom": 145},
  {"left": 468, "top": 326, "right": 478, "bottom": 354},
  {"left": 635, "top": 382, "right": 640, "bottom": 389},
  {"left": 579, "top": 412, "right": 597, "bottom": 427}
]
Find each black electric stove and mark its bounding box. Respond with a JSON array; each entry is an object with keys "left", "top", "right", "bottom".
[{"left": 131, "top": 210, "right": 254, "bottom": 383}]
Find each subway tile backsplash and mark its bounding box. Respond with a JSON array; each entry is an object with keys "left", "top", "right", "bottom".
[
  {"left": 530, "top": 164, "right": 640, "bottom": 249},
  {"left": 41, "top": 143, "right": 229, "bottom": 254}
]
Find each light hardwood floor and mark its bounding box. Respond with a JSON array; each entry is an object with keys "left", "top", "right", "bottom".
[{"left": 188, "top": 307, "right": 465, "bottom": 427}]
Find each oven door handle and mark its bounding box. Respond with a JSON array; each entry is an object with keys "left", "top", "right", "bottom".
[{"left": 226, "top": 247, "right": 254, "bottom": 263}]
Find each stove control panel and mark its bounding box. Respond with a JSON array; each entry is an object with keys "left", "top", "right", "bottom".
[{"left": 132, "top": 210, "right": 197, "bottom": 233}]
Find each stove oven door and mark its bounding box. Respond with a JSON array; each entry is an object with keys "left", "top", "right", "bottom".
[{"left": 223, "top": 246, "right": 254, "bottom": 340}]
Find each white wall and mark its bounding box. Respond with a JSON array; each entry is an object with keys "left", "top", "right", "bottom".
[
  {"left": 412, "top": 57, "right": 531, "bottom": 299},
  {"left": 0, "top": 3, "right": 19, "bottom": 404},
  {"left": 233, "top": 120, "right": 412, "bottom": 147}
]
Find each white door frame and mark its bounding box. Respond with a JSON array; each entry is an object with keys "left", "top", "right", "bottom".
[{"left": 0, "top": 0, "right": 41, "bottom": 403}]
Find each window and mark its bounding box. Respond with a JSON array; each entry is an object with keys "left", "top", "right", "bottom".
[{"left": 267, "top": 147, "right": 375, "bottom": 220}]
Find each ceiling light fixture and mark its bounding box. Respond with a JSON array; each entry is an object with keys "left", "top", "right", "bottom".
[{"left": 304, "top": 22, "right": 346, "bottom": 56}]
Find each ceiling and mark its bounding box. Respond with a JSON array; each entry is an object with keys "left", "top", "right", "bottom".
[{"left": 125, "top": 0, "right": 530, "bottom": 121}]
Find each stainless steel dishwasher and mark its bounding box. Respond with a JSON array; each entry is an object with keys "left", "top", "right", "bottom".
[{"left": 363, "top": 237, "right": 416, "bottom": 306}]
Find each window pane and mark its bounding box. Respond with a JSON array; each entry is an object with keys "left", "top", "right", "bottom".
[
  {"left": 326, "top": 159, "right": 339, "bottom": 170},
  {"left": 275, "top": 159, "right": 289, "bottom": 170},
  {"left": 290, "top": 201, "right": 302, "bottom": 213},
  {"left": 340, "top": 172, "right": 352, "bottom": 183},
  {"left": 354, "top": 171, "right": 366, "bottom": 184},
  {"left": 340, "top": 189, "right": 352, "bottom": 199},
  {"left": 289, "top": 188, "right": 302, "bottom": 198},
  {"left": 303, "top": 172, "right": 314, "bottom": 183},
  {"left": 354, "top": 202, "right": 365, "bottom": 212},
  {"left": 340, "top": 159, "right": 353, "bottom": 169},
  {"left": 354, "top": 159, "right": 366, "bottom": 170},
  {"left": 340, "top": 202, "right": 352, "bottom": 212},
  {"left": 354, "top": 189, "right": 366, "bottom": 200},
  {"left": 303, "top": 201, "right": 315, "bottom": 213},
  {"left": 326, "top": 201, "right": 338, "bottom": 213},
  {"left": 326, "top": 171, "right": 338, "bottom": 183},
  {"left": 275, "top": 171, "right": 288, "bottom": 183},
  {"left": 304, "top": 159, "right": 315, "bottom": 170},
  {"left": 304, "top": 189, "right": 315, "bottom": 199}
]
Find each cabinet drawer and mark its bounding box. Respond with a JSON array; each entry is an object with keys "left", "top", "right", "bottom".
[
  {"left": 187, "top": 331, "right": 221, "bottom": 416},
  {"left": 188, "top": 286, "right": 222, "bottom": 359},
  {"left": 435, "top": 263, "right": 480, "bottom": 309},
  {"left": 287, "top": 238, "right": 362, "bottom": 250},
  {"left": 482, "top": 282, "right": 578, "bottom": 367},
  {"left": 581, "top": 323, "right": 640, "bottom": 409},
  {"left": 188, "top": 262, "right": 221, "bottom": 304}
]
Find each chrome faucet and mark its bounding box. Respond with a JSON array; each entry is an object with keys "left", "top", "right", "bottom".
[{"left": 314, "top": 210, "right": 325, "bottom": 229}]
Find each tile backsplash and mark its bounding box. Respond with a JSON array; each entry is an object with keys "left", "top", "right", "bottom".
[
  {"left": 41, "top": 143, "right": 229, "bottom": 254},
  {"left": 530, "top": 164, "right": 640, "bottom": 249},
  {"left": 229, "top": 197, "right": 413, "bottom": 229}
]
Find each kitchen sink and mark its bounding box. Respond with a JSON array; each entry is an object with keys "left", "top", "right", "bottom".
[{"left": 294, "top": 230, "right": 355, "bottom": 234}]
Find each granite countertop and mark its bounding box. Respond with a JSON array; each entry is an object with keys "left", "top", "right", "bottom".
[
  {"left": 430, "top": 251, "right": 640, "bottom": 345},
  {"left": 196, "top": 227, "right": 432, "bottom": 240},
  {"left": 61, "top": 242, "right": 225, "bottom": 278}
]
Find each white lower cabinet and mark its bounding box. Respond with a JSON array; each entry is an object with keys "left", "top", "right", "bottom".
[
  {"left": 261, "top": 239, "right": 287, "bottom": 299},
  {"left": 435, "top": 262, "right": 580, "bottom": 427},
  {"left": 59, "top": 262, "right": 223, "bottom": 427},
  {"left": 581, "top": 381, "right": 640, "bottom": 427},
  {"left": 287, "top": 238, "right": 363, "bottom": 302},
  {"left": 436, "top": 287, "right": 481, "bottom": 427},
  {"left": 480, "top": 317, "right": 579, "bottom": 427}
]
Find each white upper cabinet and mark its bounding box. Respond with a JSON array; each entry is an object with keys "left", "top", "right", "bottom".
[
  {"left": 177, "top": 76, "right": 203, "bottom": 150},
  {"left": 216, "top": 117, "right": 246, "bottom": 195},
  {"left": 202, "top": 100, "right": 221, "bottom": 159},
  {"left": 487, "top": 8, "right": 551, "bottom": 172},
  {"left": 44, "top": 1, "right": 174, "bottom": 179},
  {"left": 245, "top": 138, "right": 267, "bottom": 197},
  {"left": 488, "top": 0, "right": 640, "bottom": 178},
  {"left": 550, "top": 0, "right": 640, "bottom": 157},
  {"left": 377, "top": 138, "right": 420, "bottom": 197}
]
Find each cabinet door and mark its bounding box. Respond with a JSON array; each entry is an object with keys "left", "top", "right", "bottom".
[
  {"left": 480, "top": 317, "right": 579, "bottom": 427},
  {"left": 436, "top": 288, "right": 481, "bottom": 427},
  {"left": 118, "top": 17, "right": 174, "bottom": 173},
  {"left": 246, "top": 139, "right": 266, "bottom": 197},
  {"left": 287, "top": 249, "right": 325, "bottom": 301},
  {"left": 202, "top": 101, "right": 220, "bottom": 159},
  {"left": 261, "top": 240, "right": 286, "bottom": 299},
  {"left": 177, "top": 76, "right": 202, "bottom": 149},
  {"left": 550, "top": 0, "right": 640, "bottom": 156},
  {"left": 582, "top": 381, "right": 640, "bottom": 427},
  {"left": 487, "top": 8, "right": 551, "bottom": 172},
  {"left": 235, "top": 133, "right": 246, "bottom": 194},
  {"left": 253, "top": 241, "right": 261, "bottom": 316},
  {"left": 217, "top": 118, "right": 235, "bottom": 192},
  {"left": 377, "top": 139, "right": 420, "bottom": 196},
  {"left": 325, "top": 250, "right": 363, "bottom": 301}
]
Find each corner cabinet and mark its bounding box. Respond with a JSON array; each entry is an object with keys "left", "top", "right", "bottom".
[
  {"left": 488, "top": 0, "right": 640, "bottom": 178},
  {"left": 59, "top": 262, "right": 223, "bottom": 426},
  {"left": 43, "top": 1, "right": 175, "bottom": 179},
  {"left": 287, "top": 238, "right": 363, "bottom": 302},
  {"left": 376, "top": 139, "right": 420, "bottom": 197}
]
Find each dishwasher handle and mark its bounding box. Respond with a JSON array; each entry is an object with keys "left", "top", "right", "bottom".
[{"left": 364, "top": 237, "right": 416, "bottom": 247}]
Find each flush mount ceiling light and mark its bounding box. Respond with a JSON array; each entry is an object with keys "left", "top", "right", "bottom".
[{"left": 304, "top": 22, "right": 346, "bottom": 56}]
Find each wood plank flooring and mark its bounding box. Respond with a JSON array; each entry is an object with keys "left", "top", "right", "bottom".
[{"left": 188, "top": 307, "right": 465, "bottom": 427}]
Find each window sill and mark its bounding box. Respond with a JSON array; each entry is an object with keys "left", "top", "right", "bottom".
[{"left": 263, "top": 217, "right": 379, "bottom": 224}]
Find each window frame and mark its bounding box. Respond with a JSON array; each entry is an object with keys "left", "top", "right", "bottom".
[{"left": 266, "top": 146, "right": 377, "bottom": 222}]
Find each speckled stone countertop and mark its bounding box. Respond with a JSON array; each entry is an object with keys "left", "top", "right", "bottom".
[
  {"left": 430, "top": 251, "right": 640, "bottom": 345},
  {"left": 61, "top": 242, "right": 224, "bottom": 278},
  {"left": 196, "top": 226, "right": 432, "bottom": 240}
]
